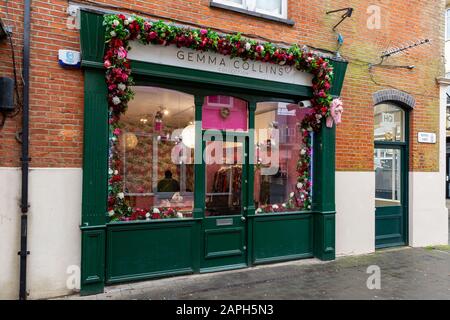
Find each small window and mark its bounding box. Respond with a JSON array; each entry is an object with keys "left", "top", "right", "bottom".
[
  {"left": 374, "top": 103, "right": 405, "bottom": 142},
  {"left": 446, "top": 8, "right": 450, "bottom": 40},
  {"left": 211, "top": 0, "right": 287, "bottom": 19}
]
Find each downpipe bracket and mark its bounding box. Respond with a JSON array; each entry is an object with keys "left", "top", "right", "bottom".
[{"left": 18, "top": 251, "right": 30, "bottom": 257}]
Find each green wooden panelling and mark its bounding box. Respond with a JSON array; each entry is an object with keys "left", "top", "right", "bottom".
[
  {"left": 246, "top": 102, "right": 256, "bottom": 266},
  {"left": 329, "top": 59, "right": 348, "bottom": 97},
  {"left": 204, "top": 228, "right": 244, "bottom": 259},
  {"left": 313, "top": 213, "right": 336, "bottom": 260},
  {"left": 80, "top": 68, "right": 108, "bottom": 295},
  {"left": 80, "top": 10, "right": 106, "bottom": 65},
  {"left": 312, "top": 125, "right": 336, "bottom": 213},
  {"left": 105, "top": 220, "right": 200, "bottom": 283},
  {"left": 80, "top": 227, "right": 105, "bottom": 296},
  {"left": 312, "top": 122, "right": 336, "bottom": 261},
  {"left": 252, "top": 213, "right": 313, "bottom": 264},
  {"left": 201, "top": 215, "right": 247, "bottom": 270},
  {"left": 81, "top": 69, "right": 109, "bottom": 227},
  {"left": 375, "top": 207, "right": 404, "bottom": 247}
]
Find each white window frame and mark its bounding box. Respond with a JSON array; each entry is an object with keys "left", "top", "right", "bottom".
[{"left": 211, "top": 0, "right": 288, "bottom": 20}]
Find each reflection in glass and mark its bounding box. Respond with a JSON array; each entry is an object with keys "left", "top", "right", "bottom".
[
  {"left": 256, "top": 0, "right": 282, "bottom": 15},
  {"left": 374, "top": 148, "right": 401, "bottom": 207},
  {"left": 254, "top": 102, "right": 313, "bottom": 212},
  {"left": 205, "top": 140, "right": 244, "bottom": 217},
  {"left": 117, "top": 86, "right": 195, "bottom": 218},
  {"left": 374, "top": 103, "right": 405, "bottom": 142}
]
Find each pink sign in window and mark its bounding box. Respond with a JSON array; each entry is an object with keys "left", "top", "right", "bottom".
[{"left": 202, "top": 96, "right": 248, "bottom": 131}]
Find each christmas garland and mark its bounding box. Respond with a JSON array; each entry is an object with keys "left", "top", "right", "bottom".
[{"left": 103, "top": 14, "right": 342, "bottom": 221}]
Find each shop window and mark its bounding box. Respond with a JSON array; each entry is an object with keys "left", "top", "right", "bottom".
[
  {"left": 204, "top": 96, "right": 248, "bottom": 216},
  {"left": 374, "top": 103, "right": 405, "bottom": 142},
  {"left": 116, "top": 86, "right": 195, "bottom": 219},
  {"left": 205, "top": 140, "right": 245, "bottom": 216},
  {"left": 254, "top": 102, "right": 313, "bottom": 213},
  {"left": 211, "top": 0, "right": 287, "bottom": 19}
]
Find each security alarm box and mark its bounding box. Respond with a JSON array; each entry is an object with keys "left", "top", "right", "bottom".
[{"left": 58, "top": 49, "right": 81, "bottom": 68}]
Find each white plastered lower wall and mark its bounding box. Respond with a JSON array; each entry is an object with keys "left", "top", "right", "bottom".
[
  {"left": 335, "top": 171, "right": 376, "bottom": 256},
  {"left": 408, "top": 84, "right": 449, "bottom": 247},
  {"left": 0, "top": 168, "right": 82, "bottom": 300}
]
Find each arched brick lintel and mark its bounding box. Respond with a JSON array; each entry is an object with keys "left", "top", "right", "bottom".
[{"left": 373, "top": 89, "right": 415, "bottom": 110}]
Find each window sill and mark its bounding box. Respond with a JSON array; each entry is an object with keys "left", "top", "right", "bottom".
[{"left": 210, "top": 2, "right": 295, "bottom": 26}]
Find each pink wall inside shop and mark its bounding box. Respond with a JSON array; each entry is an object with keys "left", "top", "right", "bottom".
[{"left": 202, "top": 96, "right": 248, "bottom": 131}]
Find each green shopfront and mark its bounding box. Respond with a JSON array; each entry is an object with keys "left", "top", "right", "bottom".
[{"left": 79, "top": 10, "right": 348, "bottom": 296}]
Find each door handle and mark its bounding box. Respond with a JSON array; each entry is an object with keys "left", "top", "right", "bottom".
[{"left": 241, "top": 216, "right": 246, "bottom": 222}]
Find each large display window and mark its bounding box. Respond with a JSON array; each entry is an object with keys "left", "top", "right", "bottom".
[
  {"left": 110, "top": 86, "right": 196, "bottom": 221},
  {"left": 254, "top": 102, "right": 313, "bottom": 213}
]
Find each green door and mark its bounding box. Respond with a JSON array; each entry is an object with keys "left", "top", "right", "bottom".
[
  {"left": 200, "top": 132, "right": 249, "bottom": 271},
  {"left": 374, "top": 103, "right": 408, "bottom": 248},
  {"left": 374, "top": 146, "right": 406, "bottom": 247}
]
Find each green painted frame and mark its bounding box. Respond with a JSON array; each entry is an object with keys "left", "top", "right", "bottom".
[
  {"left": 79, "top": 9, "right": 346, "bottom": 295},
  {"left": 374, "top": 107, "right": 410, "bottom": 248}
]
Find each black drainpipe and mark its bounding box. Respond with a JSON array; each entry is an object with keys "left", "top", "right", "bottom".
[{"left": 19, "top": 0, "right": 31, "bottom": 301}]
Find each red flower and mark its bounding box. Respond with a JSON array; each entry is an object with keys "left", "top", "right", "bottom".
[
  {"left": 104, "top": 60, "right": 112, "bottom": 68},
  {"left": 118, "top": 14, "right": 126, "bottom": 20},
  {"left": 151, "top": 212, "right": 161, "bottom": 219},
  {"left": 110, "top": 175, "right": 122, "bottom": 183},
  {"left": 148, "top": 31, "right": 157, "bottom": 40}
]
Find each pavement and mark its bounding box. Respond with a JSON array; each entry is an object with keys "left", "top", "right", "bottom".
[
  {"left": 62, "top": 247, "right": 450, "bottom": 300},
  {"left": 59, "top": 211, "right": 450, "bottom": 301}
]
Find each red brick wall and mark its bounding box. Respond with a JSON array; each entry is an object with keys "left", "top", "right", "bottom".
[{"left": 0, "top": 0, "right": 444, "bottom": 171}]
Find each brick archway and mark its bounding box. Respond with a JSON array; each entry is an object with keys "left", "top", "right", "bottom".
[{"left": 373, "top": 89, "right": 415, "bottom": 109}]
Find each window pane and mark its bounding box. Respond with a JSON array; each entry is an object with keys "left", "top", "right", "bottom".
[
  {"left": 374, "top": 148, "right": 401, "bottom": 207},
  {"left": 205, "top": 140, "right": 244, "bottom": 216},
  {"left": 447, "top": 9, "right": 450, "bottom": 40},
  {"left": 374, "top": 103, "right": 405, "bottom": 142},
  {"left": 254, "top": 102, "right": 313, "bottom": 213},
  {"left": 202, "top": 96, "right": 248, "bottom": 131},
  {"left": 255, "top": 0, "right": 282, "bottom": 15},
  {"left": 116, "top": 86, "right": 195, "bottom": 220}
]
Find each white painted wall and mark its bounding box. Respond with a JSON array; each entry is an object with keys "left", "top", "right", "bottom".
[
  {"left": 409, "top": 172, "right": 448, "bottom": 246},
  {"left": 335, "top": 171, "right": 375, "bottom": 256},
  {"left": 408, "top": 85, "right": 449, "bottom": 247},
  {"left": 0, "top": 168, "right": 82, "bottom": 300}
]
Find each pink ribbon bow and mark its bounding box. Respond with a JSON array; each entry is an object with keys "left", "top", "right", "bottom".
[{"left": 326, "top": 98, "right": 344, "bottom": 128}]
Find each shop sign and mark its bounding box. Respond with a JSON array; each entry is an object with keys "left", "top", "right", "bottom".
[
  {"left": 128, "top": 41, "right": 314, "bottom": 87},
  {"left": 417, "top": 132, "right": 436, "bottom": 144}
]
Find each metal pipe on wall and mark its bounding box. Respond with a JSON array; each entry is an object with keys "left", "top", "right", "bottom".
[{"left": 19, "top": 0, "right": 31, "bottom": 301}]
